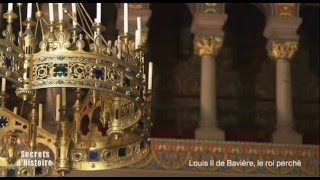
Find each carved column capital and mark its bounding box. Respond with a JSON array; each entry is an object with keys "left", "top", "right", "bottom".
[
  {"left": 194, "top": 36, "right": 223, "bottom": 57},
  {"left": 263, "top": 16, "right": 302, "bottom": 42},
  {"left": 191, "top": 13, "right": 227, "bottom": 37},
  {"left": 267, "top": 41, "right": 298, "bottom": 61}
]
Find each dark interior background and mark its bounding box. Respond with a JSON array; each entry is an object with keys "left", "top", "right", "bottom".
[{"left": 0, "top": 3, "right": 318, "bottom": 144}]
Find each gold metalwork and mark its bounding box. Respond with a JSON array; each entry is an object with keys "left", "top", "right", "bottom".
[
  {"left": 203, "top": 3, "right": 218, "bottom": 13},
  {"left": 141, "top": 32, "right": 148, "bottom": 47},
  {"left": 194, "top": 36, "right": 223, "bottom": 57},
  {"left": 0, "top": 108, "right": 56, "bottom": 177},
  {"left": 128, "top": 3, "right": 149, "bottom": 10},
  {"left": 0, "top": 92, "right": 6, "bottom": 107},
  {"left": 0, "top": 11, "right": 24, "bottom": 86},
  {"left": 129, "top": 138, "right": 319, "bottom": 177},
  {"left": 197, "top": 3, "right": 223, "bottom": 14},
  {"left": 0, "top": 3, "right": 152, "bottom": 177},
  {"left": 267, "top": 41, "right": 298, "bottom": 61}
]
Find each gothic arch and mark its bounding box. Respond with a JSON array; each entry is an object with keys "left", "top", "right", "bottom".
[
  {"left": 296, "top": 3, "right": 301, "bottom": 17},
  {"left": 250, "top": 3, "right": 275, "bottom": 17},
  {"left": 185, "top": 3, "right": 196, "bottom": 13},
  {"left": 297, "top": 3, "right": 320, "bottom": 17},
  {"left": 226, "top": 3, "right": 275, "bottom": 17}
]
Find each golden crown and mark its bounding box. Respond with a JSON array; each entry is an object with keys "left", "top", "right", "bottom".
[{"left": 0, "top": 3, "right": 153, "bottom": 177}]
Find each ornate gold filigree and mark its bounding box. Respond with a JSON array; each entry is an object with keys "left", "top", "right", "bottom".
[
  {"left": 126, "top": 138, "right": 319, "bottom": 177},
  {"left": 267, "top": 41, "right": 298, "bottom": 61},
  {"left": 0, "top": 110, "right": 56, "bottom": 177},
  {"left": 204, "top": 3, "right": 217, "bottom": 13},
  {"left": 194, "top": 36, "right": 223, "bottom": 57},
  {"left": 0, "top": 12, "right": 24, "bottom": 86},
  {"left": 128, "top": 3, "right": 149, "bottom": 10},
  {"left": 0, "top": 3, "right": 152, "bottom": 177},
  {"left": 196, "top": 3, "right": 223, "bottom": 14}
]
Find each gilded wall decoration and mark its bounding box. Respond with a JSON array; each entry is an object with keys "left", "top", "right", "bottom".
[
  {"left": 128, "top": 138, "right": 319, "bottom": 176},
  {"left": 196, "top": 3, "right": 223, "bottom": 14},
  {"left": 276, "top": 3, "right": 296, "bottom": 17},
  {"left": 128, "top": 3, "right": 149, "bottom": 10}
]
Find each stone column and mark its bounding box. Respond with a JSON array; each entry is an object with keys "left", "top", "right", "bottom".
[
  {"left": 194, "top": 36, "right": 224, "bottom": 140},
  {"left": 267, "top": 41, "right": 302, "bottom": 144},
  {"left": 264, "top": 16, "right": 302, "bottom": 144},
  {"left": 192, "top": 12, "right": 227, "bottom": 141}
]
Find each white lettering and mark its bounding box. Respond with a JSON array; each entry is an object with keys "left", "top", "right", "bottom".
[
  {"left": 276, "top": 160, "right": 301, "bottom": 167},
  {"left": 210, "top": 160, "right": 215, "bottom": 166},
  {"left": 19, "top": 151, "right": 51, "bottom": 158},
  {"left": 227, "top": 160, "right": 255, "bottom": 167},
  {"left": 16, "top": 159, "right": 21, "bottom": 166},
  {"left": 19, "top": 159, "right": 54, "bottom": 167},
  {"left": 20, "top": 150, "right": 25, "bottom": 158},
  {"left": 188, "top": 160, "right": 208, "bottom": 167}
]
